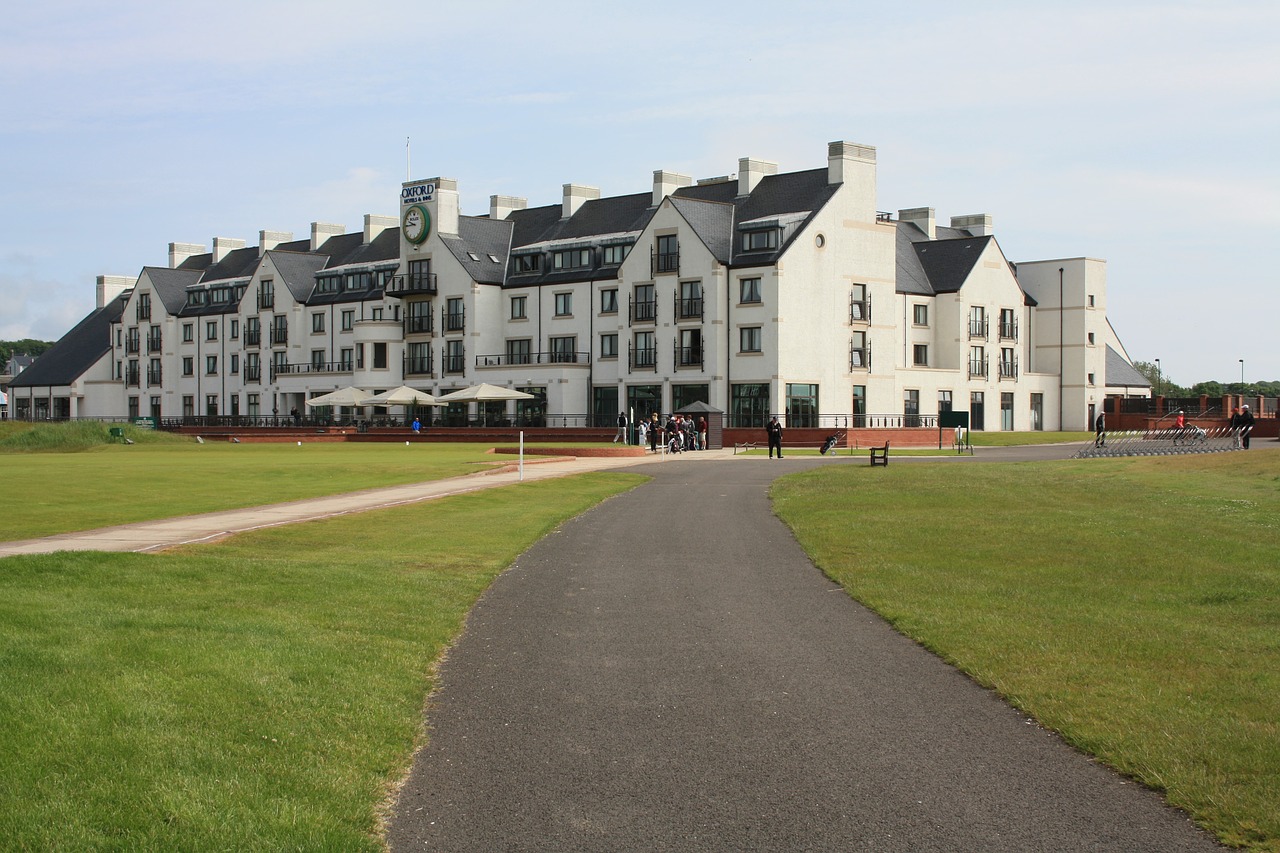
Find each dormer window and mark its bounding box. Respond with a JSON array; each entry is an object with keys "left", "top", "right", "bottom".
[
  {"left": 513, "top": 253, "right": 542, "bottom": 274},
  {"left": 741, "top": 229, "right": 779, "bottom": 252},
  {"left": 553, "top": 249, "right": 592, "bottom": 270},
  {"left": 602, "top": 244, "right": 630, "bottom": 265}
]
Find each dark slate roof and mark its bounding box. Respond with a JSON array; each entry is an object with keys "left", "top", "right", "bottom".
[
  {"left": 267, "top": 250, "right": 329, "bottom": 302},
  {"left": 201, "top": 246, "right": 260, "bottom": 282},
  {"left": 314, "top": 233, "right": 363, "bottom": 269},
  {"left": 894, "top": 224, "right": 934, "bottom": 296},
  {"left": 670, "top": 197, "right": 734, "bottom": 264},
  {"left": 441, "top": 216, "right": 513, "bottom": 285},
  {"left": 10, "top": 292, "right": 127, "bottom": 388},
  {"left": 912, "top": 235, "right": 991, "bottom": 294},
  {"left": 143, "top": 267, "right": 205, "bottom": 314},
  {"left": 1106, "top": 345, "right": 1150, "bottom": 388},
  {"left": 726, "top": 169, "right": 840, "bottom": 266}
]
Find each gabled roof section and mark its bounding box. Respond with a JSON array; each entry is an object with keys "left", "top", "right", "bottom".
[
  {"left": 1106, "top": 345, "right": 1150, "bottom": 388},
  {"left": 441, "top": 216, "right": 513, "bottom": 285},
  {"left": 142, "top": 266, "right": 205, "bottom": 314},
  {"left": 201, "top": 246, "right": 260, "bottom": 283},
  {"left": 912, "top": 235, "right": 991, "bottom": 294},
  {"left": 669, "top": 196, "right": 734, "bottom": 264},
  {"left": 315, "top": 232, "right": 364, "bottom": 269},
  {"left": 10, "top": 292, "right": 127, "bottom": 388},
  {"left": 266, "top": 250, "right": 329, "bottom": 302},
  {"left": 894, "top": 224, "right": 934, "bottom": 296},
  {"left": 334, "top": 226, "right": 400, "bottom": 269}
]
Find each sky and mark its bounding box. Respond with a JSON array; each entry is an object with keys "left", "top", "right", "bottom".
[{"left": 1, "top": 0, "right": 1276, "bottom": 387}]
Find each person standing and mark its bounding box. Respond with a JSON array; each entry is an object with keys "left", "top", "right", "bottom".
[
  {"left": 1230, "top": 406, "right": 1242, "bottom": 448},
  {"left": 766, "top": 416, "right": 784, "bottom": 459},
  {"left": 1094, "top": 411, "right": 1106, "bottom": 447},
  {"left": 649, "top": 413, "right": 660, "bottom": 453},
  {"left": 697, "top": 416, "right": 707, "bottom": 451},
  {"left": 1239, "top": 404, "right": 1255, "bottom": 449},
  {"left": 615, "top": 411, "right": 628, "bottom": 444}
]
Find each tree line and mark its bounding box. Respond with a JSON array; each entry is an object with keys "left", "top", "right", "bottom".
[
  {"left": 1, "top": 340, "right": 56, "bottom": 368},
  {"left": 1131, "top": 361, "right": 1279, "bottom": 398}
]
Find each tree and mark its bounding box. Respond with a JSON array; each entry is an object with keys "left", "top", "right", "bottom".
[{"left": 1, "top": 339, "right": 55, "bottom": 368}]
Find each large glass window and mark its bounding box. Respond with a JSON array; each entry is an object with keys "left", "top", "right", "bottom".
[
  {"left": 592, "top": 386, "right": 619, "bottom": 429},
  {"left": 516, "top": 386, "right": 547, "bottom": 426},
  {"left": 506, "top": 339, "right": 532, "bottom": 365},
  {"left": 672, "top": 384, "right": 709, "bottom": 412},
  {"left": 904, "top": 389, "right": 920, "bottom": 427},
  {"left": 786, "top": 383, "right": 819, "bottom": 428},
  {"left": 549, "top": 335, "right": 577, "bottom": 363},
  {"left": 1001, "top": 392, "right": 1014, "bottom": 431},
  {"left": 678, "top": 280, "right": 702, "bottom": 319},
  {"left": 852, "top": 385, "right": 866, "bottom": 427},
  {"left": 628, "top": 384, "right": 662, "bottom": 423},
  {"left": 731, "top": 383, "right": 770, "bottom": 428},
  {"left": 971, "top": 391, "right": 986, "bottom": 431}
]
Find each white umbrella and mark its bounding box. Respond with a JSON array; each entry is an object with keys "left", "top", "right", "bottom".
[
  {"left": 363, "top": 385, "right": 446, "bottom": 406},
  {"left": 304, "top": 386, "right": 374, "bottom": 407},
  {"left": 436, "top": 383, "right": 535, "bottom": 402}
]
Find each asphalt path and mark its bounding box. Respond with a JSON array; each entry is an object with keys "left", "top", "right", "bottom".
[{"left": 387, "top": 452, "right": 1222, "bottom": 852}]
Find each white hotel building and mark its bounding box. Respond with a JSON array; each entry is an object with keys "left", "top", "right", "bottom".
[{"left": 10, "top": 140, "right": 1147, "bottom": 431}]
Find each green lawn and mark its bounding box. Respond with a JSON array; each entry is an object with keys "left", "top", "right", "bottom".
[
  {"left": 773, "top": 449, "right": 1280, "bottom": 851},
  {"left": 0, "top": 440, "right": 527, "bottom": 540},
  {"left": 0, "top": 472, "right": 644, "bottom": 851}
]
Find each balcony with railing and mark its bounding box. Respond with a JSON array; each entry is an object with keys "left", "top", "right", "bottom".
[
  {"left": 386, "top": 272, "right": 438, "bottom": 297},
  {"left": 269, "top": 326, "right": 288, "bottom": 346},
  {"left": 999, "top": 319, "right": 1019, "bottom": 341},
  {"left": 244, "top": 365, "right": 261, "bottom": 383},
  {"left": 652, "top": 250, "right": 679, "bottom": 275},
  {"left": 404, "top": 314, "right": 434, "bottom": 336},
  {"left": 474, "top": 350, "right": 590, "bottom": 368},
  {"left": 968, "top": 319, "right": 989, "bottom": 340},
  {"left": 258, "top": 293, "right": 274, "bottom": 311},
  {"left": 404, "top": 354, "right": 434, "bottom": 377},
  {"left": 629, "top": 345, "right": 657, "bottom": 371},
  {"left": 676, "top": 297, "right": 703, "bottom": 322},
  {"left": 849, "top": 343, "right": 871, "bottom": 371},
  {"left": 125, "top": 367, "right": 140, "bottom": 387},
  {"left": 968, "top": 357, "right": 989, "bottom": 379},
  {"left": 674, "top": 343, "right": 703, "bottom": 370},
  {"left": 443, "top": 307, "right": 465, "bottom": 333},
  {"left": 269, "top": 360, "right": 353, "bottom": 381},
  {"left": 136, "top": 304, "right": 151, "bottom": 322},
  {"left": 442, "top": 350, "right": 466, "bottom": 375},
  {"left": 124, "top": 335, "right": 140, "bottom": 355},
  {"left": 849, "top": 295, "right": 871, "bottom": 324},
  {"left": 146, "top": 333, "right": 162, "bottom": 354},
  {"left": 245, "top": 329, "right": 261, "bottom": 347},
  {"left": 999, "top": 357, "right": 1019, "bottom": 380},
  {"left": 630, "top": 296, "right": 657, "bottom": 325},
  {"left": 146, "top": 366, "right": 162, "bottom": 386}
]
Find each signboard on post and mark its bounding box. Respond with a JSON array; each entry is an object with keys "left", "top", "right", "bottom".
[{"left": 938, "top": 411, "right": 972, "bottom": 453}]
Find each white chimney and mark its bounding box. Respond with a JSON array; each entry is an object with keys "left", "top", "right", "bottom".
[
  {"left": 738, "top": 157, "right": 778, "bottom": 196},
  {"left": 211, "top": 236, "right": 246, "bottom": 263},
  {"left": 364, "top": 214, "right": 397, "bottom": 244},
  {"left": 168, "top": 242, "right": 204, "bottom": 268},
  {"left": 96, "top": 275, "right": 135, "bottom": 309},
  {"left": 258, "top": 230, "right": 293, "bottom": 256},
  {"left": 899, "top": 207, "right": 937, "bottom": 240},
  {"left": 490, "top": 195, "right": 527, "bottom": 220},
  {"left": 652, "top": 170, "right": 692, "bottom": 206},
  {"left": 827, "top": 140, "right": 878, "bottom": 221},
  {"left": 432, "top": 178, "right": 460, "bottom": 235},
  {"left": 951, "top": 214, "right": 993, "bottom": 236},
  {"left": 562, "top": 184, "right": 600, "bottom": 219},
  {"left": 311, "top": 222, "right": 346, "bottom": 252}
]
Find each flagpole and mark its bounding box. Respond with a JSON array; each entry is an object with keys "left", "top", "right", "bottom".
[{"left": 406, "top": 137, "right": 411, "bottom": 180}]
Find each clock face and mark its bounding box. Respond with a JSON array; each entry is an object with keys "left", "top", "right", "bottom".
[{"left": 402, "top": 204, "right": 431, "bottom": 244}]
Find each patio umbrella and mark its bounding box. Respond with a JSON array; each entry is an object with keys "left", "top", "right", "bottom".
[
  {"left": 435, "top": 383, "right": 535, "bottom": 402},
  {"left": 303, "top": 386, "right": 375, "bottom": 407},
  {"left": 362, "top": 386, "right": 446, "bottom": 407}
]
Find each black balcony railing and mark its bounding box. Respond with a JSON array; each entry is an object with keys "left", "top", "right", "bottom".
[
  {"left": 270, "top": 327, "right": 288, "bottom": 345},
  {"left": 244, "top": 365, "right": 261, "bottom": 383},
  {"left": 146, "top": 367, "right": 162, "bottom": 386},
  {"left": 999, "top": 358, "right": 1019, "bottom": 380},
  {"left": 674, "top": 344, "right": 703, "bottom": 370},
  {"left": 969, "top": 358, "right": 989, "bottom": 379},
  {"left": 999, "top": 320, "right": 1018, "bottom": 340},
  {"left": 404, "top": 355, "right": 434, "bottom": 376},
  {"left": 258, "top": 294, "right": 274, "bottom": 310},
  {"left": 136, "top": 305, "right": 151, "bottom": 321},
  {"left": 676, "top": 297, "right": 703, "bottom": 321},
  {"left": 125, "top": 338, "right": 140, "bottom": 355},
  {"left": 245, "top": 329, "right": 261, "bottom": 346},
  {"left": 443, "top": 309, "right": 465, "bottom": 333},
  {"left": 125, "top": 368, "right": 140, "bottom": 387},
  {"left": 850, "top": 297, "right": 871, "bottom": 323},
  {"left": 405, "top": 315, "right": 434, "bottom": 335},
  {"left": 850, "top": 344, "right": 870, "bottom": 371},
  {"left": 269, "top": 360, "right": 353, "bottom": 381},
  {"left": 146, "top": 334, "right": 162, "bottom": 353},
  {"left": 443, "top": 354, "right": 466, "bottom": 375},
  {"left": 630, "top": 297, "right": 656, "bottom": 324},
  {"left": 629, "top": 345, "right": 657, "bottom": 371},
  {"left": 652, "top": 250, "right": 679, "bottom": 275},
  {"left": 968, "top": 320, "right": 989, "bottom": 340},
  {"left": 386, "top": 272, "right": 438, "bottom": 296}
]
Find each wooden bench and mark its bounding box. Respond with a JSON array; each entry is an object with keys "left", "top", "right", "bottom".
[{"left": 869, "top": 441, "right": 890, "bottom": 467}]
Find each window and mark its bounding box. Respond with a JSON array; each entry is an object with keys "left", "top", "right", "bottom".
[
  {"left": 311, "top": 349, "right": 326, "bottom": 370},
  {"left": 632, "top": 284, "right": 655, "bottom": 321},
  {"left": 230, "top": 354, "right": 239, "bottom": 374},
  {"left": 913, "top": 344, "right": 928, "bottom": 366},
  {"left": 600, "top": 333, "right": 618, "bottom": 359},
  {"left": 247, "top": 393, "right": 259, "bottom": 418},
  {"left": 1088, "top": 372, "right": 1095, "bottom": 385},
  {"left": 513, "top": 253, "right": 542, "bottom": 274},
  {"left": 1087, "top": 332, "right": 1095, "bottom": 345},
  {"left": 371, "top": 307, "right": 383, "bottom": 321},
  {"left": 970, "top": 346, "right": 987, "bottom": 378},
  {"left": 731, "top": 383, "right": 770, "bottom": 428},
  {"left": 245, "top": 352, "right": 260, "bottom": 382},
  {"left": 206, "top": 321, "right": 218, "bottom": 341},
  {"left": 259, "top": 279, "right": 274, "bottom": 310},
  {"left": 342, "top": 310, "right": 354, "bottom": 331},
  {"left": 602, "top": 244, "right": 629, "bottom": 265},
  {"left": 373, "top": 342, "right": 388, "bottom": 370},
  {"left": 405, "top": 342, "right": 432, "bottom": 375},
  {"left": 850, "top": 331, "right": 868, "bottom": 369},
  {"left": 1088, "top": 295, "right": 1095, "bottom": 307},
  {"left": 445, "top": 297, "right": 464, "bottom": 331},
  {"left": 340, "top": 348, "right": 353, "bottom": 370},
  {"left": 553, "top": 248, "right": 591, "bottom": 270},
  {"left": 230, "top": 318, "right": 239, "bottom": 339},
  {"left": 554, "top": 292, "right": 572, "bottom": 316},
  {"left": 740, "top": 326, "right": 762, "bottom": 353},
  {"left": 136, "top": 292, "right": 151, "bottom": 320},
  {"left": 444, "top": 340, "right": 464, "bottom": 374},
  {"left": 678, "top": 328, "right": 702, "bottom": 366},
  {"left": 853, "top": 385, "right": 867, "bottom": 426},
  {"left": 549, "top": 335, "right": 577, "bottom": 363},
  {"left": 205, "top": 355, "right": 218, "bottom": 375},
  {"left": 741, "top": 229, "right": 778, "bottom": 252},
  {"left": 938, "top": 390, "right": 953, "bottom": 413},
  {"left": 1000, "top": 347, "right": 1017, "bottom": 378},
  {"left": 182, "top": 357, "right": 193, "bottom": 376},
  {"left": 345, "top": 272, "right": 370, "bottom": 292},
  {"left": 1001, "top": 391, "right": 1014, "bottom": 431},
  {"left": 245, "top": 316, "right": 260, "bottom": 345},
  {"left": 786, "top": 383, "right": 819, "bottom": 428},
  {"left": 183, "top": 323, "right": 194, "bottom": 343},
  {"left": 969, "top": 305, "right": 987, "bottom": 339},
  {"left": 511, "top": 295, "right": 527, "bottom": 320},
  {"left": 678, "top": 280, "right": 702, "bottom": 319},
  {"left": 600, "top": 289, "right": 618, "bottom": 314},
  {"left": 740, "top": 277, "right": 762, "bottom": 304},
  {"left": 206, "top": 395, "right": 218, "bottom": 417},
  {"left": 913, "top": 304, "right": 928, "bottom": 326},
  {"left": 312, "top": 313, "right": 325, "bottom": 333},
  {"left": 904, "top": 389, "right": 920, "bottom": 426},
  {"left": 999, "top": 308, "right": 1017, "bottom": 340},
  {"left": 655, "top": 234, "right": 678, "bottom": 273},
  {"left": 407, "top": 300, "right": 432, "bottom": 334},
  {"left": 506, "top": 339, "right": 532, "bottom": 365},
  {"left": 633, "top": 331, "right": 656, "bottom": 368}
]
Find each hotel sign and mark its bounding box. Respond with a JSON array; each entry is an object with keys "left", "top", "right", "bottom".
[{"left": 401, "top": 183, "right": 435, "bottom": 204}]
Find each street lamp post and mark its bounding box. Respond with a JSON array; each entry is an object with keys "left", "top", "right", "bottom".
[
  {"left": 1154, "top": 358, "right": 1161, "bottom": 400},
  {"left": 1240, "top": 359, "right": 1245, "bottom": 389}
]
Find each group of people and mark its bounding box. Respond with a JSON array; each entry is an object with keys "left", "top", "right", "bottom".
[
  {"left": 1094, "top": 406, "right": 1257, "bottom": 449},
  {"left": 1231, "top": 404, "right": 1256, "bottom": 449},
  {"left": 624, "top": 412, "right": 709, "bottom": 453}
]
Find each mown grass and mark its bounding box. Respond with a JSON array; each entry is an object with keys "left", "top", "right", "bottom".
[
  {"left": 0, "top": 440, "right": 524, "bottom": 541},
  {"left": 0, "top": 472, "right": 643, "bottom": 851},
  {"left": 773, "top": 449, "right": 1280, "bottom": 851},
  {"left": 968, "top": 430, "right": 1093, "bottom": 446},
  {"left": 0, "top": 419, "right": 190, "bottom": 451}
]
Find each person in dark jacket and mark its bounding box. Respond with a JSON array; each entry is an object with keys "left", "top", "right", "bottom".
[
  {"left": 1239, "top": 404, "right": 1255, "bottom": 449},
  {"left": 1094, "top": 411, "right": 1106, "bottom": 447},
  {"left": 766, "top": 416, "right": 784, "bottom": 459}
]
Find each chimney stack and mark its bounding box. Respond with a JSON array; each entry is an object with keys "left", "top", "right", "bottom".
[
  {"left": 951, "top": 214, "right": 993, "bottom": 236},
  {"left": 211, "top": 237, "right": 246, "bottom": 264},
  {"left": 168, "top": 242, "right": 204, "bottom": 269},
  {"left": 562, "top": 184, "right": 600, "bottom": 219},
  {"left": 737, "top": 157, "right": 778, "bottom": 196},
  {"left": 311, "top": 222, "right": 346, "bottom": 252},
  {"left": 827, "top": 140, "right": 878, "bottom": 221},
  {"left": 258, "top": 230, "right": 293, "bottom": 257},
  {"left": 490, "top": 194, "right": 527, "bottom": 220},
  {"left": 364, "top": 214, "right": 397, "bottom": 244},
  {"left": 96, "top": 275, "right": 136, "bottom": 309},
  {"left": 898, "top": 207, "right": 937, "bottom": 240},
  {"left": 652, "top": 170, "right": 693, "bottom": 206}
]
